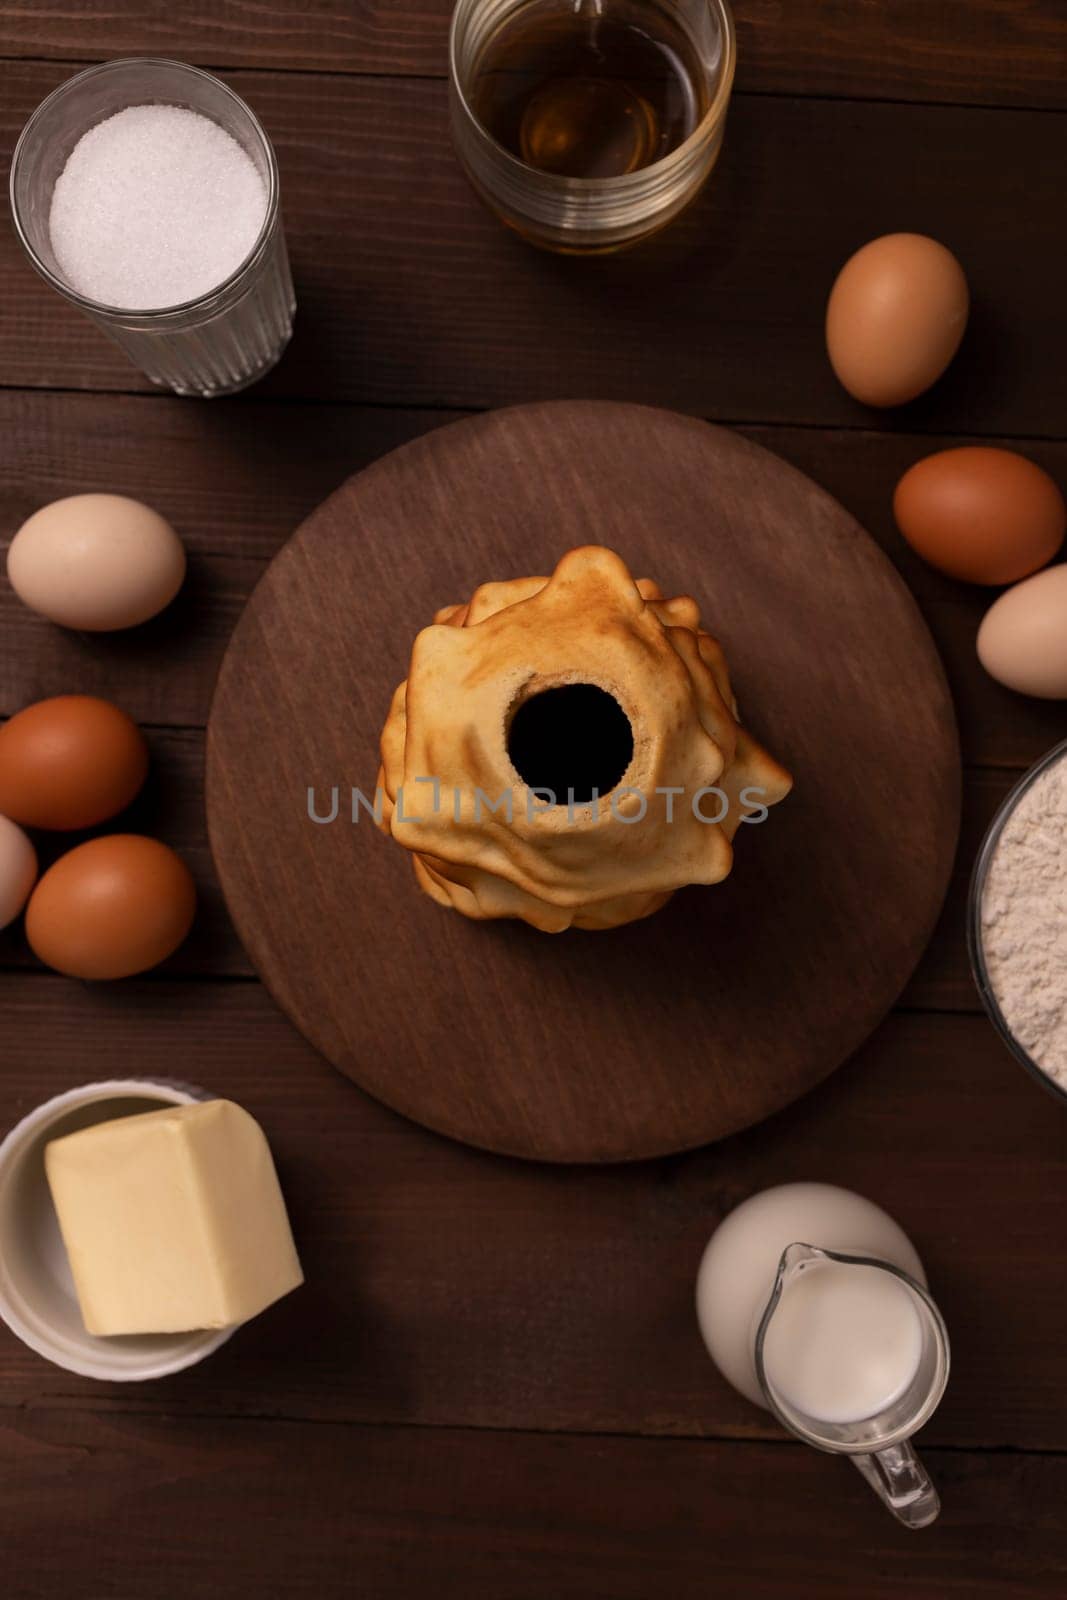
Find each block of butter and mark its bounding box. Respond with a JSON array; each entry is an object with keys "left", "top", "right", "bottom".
[{"left": 45, "top": 1099, "right": 303, "bottom": 1336}]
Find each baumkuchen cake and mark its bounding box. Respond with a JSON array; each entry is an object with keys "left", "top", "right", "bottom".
[{"left": 378, "top": 546, "right": 792, "bottom": 931}]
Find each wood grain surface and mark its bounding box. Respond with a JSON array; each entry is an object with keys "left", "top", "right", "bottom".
[
  {"left": 206, "top": 402, "right": 959, "bottom": 1160},
  {"left": 1, "top": 391, "right": 1063, "bottom": 764},
  {"left": 0, "top": 722, "right": 1014, "bottom": 1016},
  {"left": 1, "top": 1, "right": 1066, "bottom": 1593},
  {"left": 1, "top": 0, "right": 1064, "bottom": 108},
  {"left": 6, "top": 1412, "right": 1067, "bottom": 1600},
  {"left": 2, "top": 63, "right": 1066, "bottom": 435},
  {"left": 2, "top": 981, "right": 1066, "bottom": 1456}
]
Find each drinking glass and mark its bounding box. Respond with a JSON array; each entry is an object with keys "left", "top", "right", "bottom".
[
  {"left": 449, "top": 0, "right": 736, "bottom": 253},
  {"left": 10, "top": 58, "right": 295, "bottom": 398}
]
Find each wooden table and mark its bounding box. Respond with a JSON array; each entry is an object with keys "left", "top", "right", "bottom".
[{"left": 1, "top": 4, "right": 1065, "bottom": 1594}]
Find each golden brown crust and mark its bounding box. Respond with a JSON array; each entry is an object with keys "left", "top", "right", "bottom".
[{"left": 379, "top": 546, "right": 792, "bottom": 932}]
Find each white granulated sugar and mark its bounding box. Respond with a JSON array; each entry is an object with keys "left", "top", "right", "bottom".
[
  {"left": 982, "top": 752, "right": 1067, "bottom": 1087},
  {"left": 49, "top": 104, "right": 267, "bottom": 310}
]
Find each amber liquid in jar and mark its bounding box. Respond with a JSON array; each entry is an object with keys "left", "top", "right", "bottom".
[{"left": 469, "top": 0, "right": 708, "bottom": 180}]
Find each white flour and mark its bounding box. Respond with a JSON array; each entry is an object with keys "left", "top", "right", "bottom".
[{"left": 982, "top": 752, "right": 1067, "bottom": 1086}]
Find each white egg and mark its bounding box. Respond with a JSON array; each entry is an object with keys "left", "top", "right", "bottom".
[
  {"left": 0, "top": 813, "right": 37, "bottom": 930},
  {"left": 6, "top": 493, "right": 186, "bottom": 631},
  {"left": 978, "top": 565, "right": 1067, "bottom": 698}
]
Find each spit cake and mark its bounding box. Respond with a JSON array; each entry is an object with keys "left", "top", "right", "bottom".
[{"left": 378, "top": 545, "right": 791, "bottom": 931}]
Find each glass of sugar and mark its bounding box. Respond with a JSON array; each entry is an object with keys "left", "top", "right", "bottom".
[{"left": 10, "top": 58, "right": 295, "bottom": 398}]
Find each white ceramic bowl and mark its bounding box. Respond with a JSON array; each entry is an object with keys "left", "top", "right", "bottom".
[{"left": 0, "top": 1078, "right": 235, "bottom": 1380}]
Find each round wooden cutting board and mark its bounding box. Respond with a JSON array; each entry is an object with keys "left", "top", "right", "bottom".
[{"left": 206, "top": 402, "right": 960, "bottom": 1163}]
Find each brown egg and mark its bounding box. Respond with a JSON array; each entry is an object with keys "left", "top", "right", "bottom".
[
  {"left": 0, "top": 695, "right": 148, "bottom": 830},
  {"left": 26, "top": 835, "right": 196, "bottom": 979},
  {"left": 894, "top": 448, "right": 1066, "bottom": 585},
  {"left": 826, "top": 234, "right": 969, "bottom": 407}
]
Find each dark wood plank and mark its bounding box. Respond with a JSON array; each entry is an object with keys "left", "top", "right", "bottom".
[
  {"left": 1, "top": 0, "right": 1065, "bottom": 110},
  {"left": 0, "top": 706, "right": 1009, "bottom": 1012},
  {"left": 754, "top": 429, "right": 1067, "bottom": 770},
  {"left": 0, "top": 545, "right": 252, "bottom": 726},
  {"left": 0, "top": 2, "right": 449, "bottom": 78},
  {"left": 0, "top": 14, "right": 1062, "bottom": 1597},
  {"left": 0, "top": 981, "right": 1064, "bottom": 1451},
  {"left": 2, "top": 391, "right": 1065, "bottom": 767},
  {"left": 733, "top": 0, "right": 1067, "bottom": 111},
  {"left": 5, "top": 1410, "right": 1067, "bottom": 1600},
  {"left": 0, "top": 388, "right": 452, "bottom": 563},
  {"left": 2, "top": 64, "right": 1066, "bottom": 436},
  {"left": 206, "top": 403, "right": 959, "bottom": 1161},
  {"left": 0, "top": 717, "right": 1014, "bottom": 1015},
  {"left": 0, "top": 393, "right": 454, "bottom": 727}
]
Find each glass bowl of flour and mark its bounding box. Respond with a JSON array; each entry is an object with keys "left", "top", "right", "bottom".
[{"left": 970, "top": 737, "right": 1067, "bottom": 1104}]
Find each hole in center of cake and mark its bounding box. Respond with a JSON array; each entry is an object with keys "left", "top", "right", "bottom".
[{"left": 507, "top": 684, "right": 634, "bottom": 804}]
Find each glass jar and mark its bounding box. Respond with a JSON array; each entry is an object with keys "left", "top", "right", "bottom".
[
  {"left": 449, "top": 0, "right": 736, "bottom": 253},
  {"left": 10, "top": 58, "right": 295, "bottom": 398}
]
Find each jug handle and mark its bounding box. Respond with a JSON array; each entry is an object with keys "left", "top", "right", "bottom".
[{"left": 851, "top": 1440, "right": 940, "bottom": 1530}]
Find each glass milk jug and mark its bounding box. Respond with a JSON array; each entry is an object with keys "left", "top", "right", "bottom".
[{"left": 696, "top": 1183, "right": 950, "bottom": 1529}]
